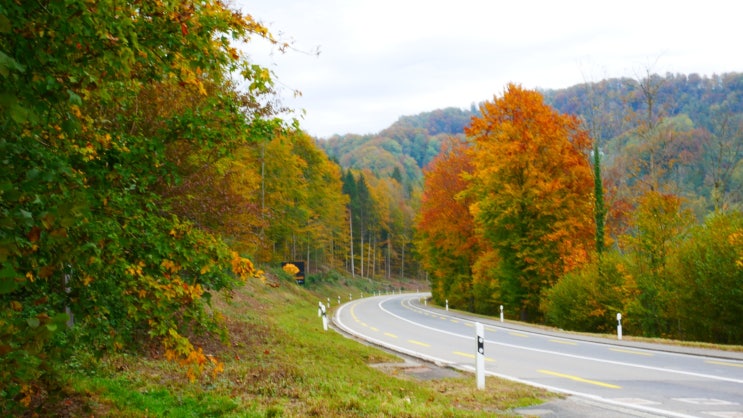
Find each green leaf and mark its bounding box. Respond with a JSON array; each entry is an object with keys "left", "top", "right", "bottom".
[
  {"left": 67, "top": 89, "right": 82, "bottom": 106},
  {"left": 0, "top": 50, "right": 25, "bottom": 76},
  {"left": 0, "top": 14, "right": 10, "bottom": 33},
  {"left": 27, "top": 317, "right": 40, "bottom": 328}
]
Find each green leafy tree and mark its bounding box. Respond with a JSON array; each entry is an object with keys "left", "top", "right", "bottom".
[{"left": 0, "top": 0, "right": 277, "bottom": 409}]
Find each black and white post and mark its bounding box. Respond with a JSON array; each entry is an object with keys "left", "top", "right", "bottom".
[
  {"left": 318, "top": 301, "right": 328, "bottom": 331},
  {"left": 475, "top": 322, "right": 485, "bottom": 390},
  {"left": 616, "top": 312, "right": 622, "bottom": 340}
]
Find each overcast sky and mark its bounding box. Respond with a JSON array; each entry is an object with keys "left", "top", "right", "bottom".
[{"left": 235, "top": 0, "right": 742, "bottom": 138}]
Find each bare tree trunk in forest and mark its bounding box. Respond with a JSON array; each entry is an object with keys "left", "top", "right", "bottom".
[{"left": 348, "top": 209, "right": 355, "bottom": 278}]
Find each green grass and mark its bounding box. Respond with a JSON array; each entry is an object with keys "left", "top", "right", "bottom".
[{"left": 62, "top": 273, "right": 554, "bottom": 417}]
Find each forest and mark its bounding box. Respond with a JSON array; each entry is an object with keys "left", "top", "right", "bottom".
[{"left": 1, "top": 0, "right": 741, "bottom": 413}]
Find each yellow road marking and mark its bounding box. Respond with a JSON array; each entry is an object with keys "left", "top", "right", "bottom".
[
  {"left": 538, "top": 369, "right": 621, "bottom": 389},
  {"left": 464, "top": 323, "right": 473, "bottom": 327},
  {"left": 707, "top": 360, "right": 743, "bottom": 368},
  {"left": 384, "top": 332, "right": 398, "bottom": 338},
  {"left": 450, "top": 319, "right": 460, "bottom": 323},
  {"left": 509, "top": 331, "right": 528, "bottom": 338},
  {"left": 453, "top": 351, "right": 494, "bottom": 362},
  {"left": 454, "top": 351, "right": 474, "bottom": 359},
  {"left": 370, "top": 327, "right": 378, "bottom": 332},
  {"left": 549, "top": 339, "right": 577, "bottom": 345},
  {"left": 408, "top": 340, "right": 430, "bottom": 347},
  {"left": 609, "top": 348, "right": 652, "bottom": 356}
]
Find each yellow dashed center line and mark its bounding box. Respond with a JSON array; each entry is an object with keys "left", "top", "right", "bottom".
[
  {"left": 408, "top": 340, "right": 430, "bottom": 347},
  {"left": 453, "top": 351, "right": 494, "bottom": 362},
  {"left": 509, "top": 331, "right": 528, "bottom": 338},
  {"left": 370, "top": 327, "right": 378, "bottom": 332},
  {"left": 454, "top": 351, "right": 474, "bottom": 359},
  {"left": 609, "top": 348, "right": 652, "bottom": 356},
  {"left": 539, "top": 369, "right": 621, "bottom": 389},
  {"left": 384, "top": 332, "right": 398, "bottom": 338},
  {"left": 549, "top": 339, "right": 577, "bottom": 345},
  {"left": 707, "top": 360, "right": 743, "bottom": 368}
]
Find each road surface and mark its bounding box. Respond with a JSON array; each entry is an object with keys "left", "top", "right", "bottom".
[{"left": 334, "top": 293, "right": 743, "bottom": 417}]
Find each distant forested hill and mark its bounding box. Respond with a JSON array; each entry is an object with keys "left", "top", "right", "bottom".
[
  {"left": 317, "top": 72, "right": 743, "bottom": 215},
  {"left": 318, "top": 107, "right": 479, "bottom": 185},
  {"left": 543, "top": 72, "right": 743, "bottom": 139}
]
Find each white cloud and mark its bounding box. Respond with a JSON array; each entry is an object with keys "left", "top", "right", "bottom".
[{"left": 235, "top": 0, "right": 743, "bottom": 137}]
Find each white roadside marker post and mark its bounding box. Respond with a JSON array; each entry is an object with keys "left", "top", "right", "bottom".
[
  {"left": 337, "top": 295, "right": 341, "bottom": 305},
  {"left": 476, "top": 322, "right": 485, "bottom": 390},
  {"left": 318, "top": 302, "right": 328, "bottom": 331},
  {"left": 500, "top": 305, "right": 504, "bottom": 323},
  {"left": 446, "top": 299, "right": 449, "bottom": 311},
  {"left": 617, "top": 313, "right": 622, "bottom": 340}
]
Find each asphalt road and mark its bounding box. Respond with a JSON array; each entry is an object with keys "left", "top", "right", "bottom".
[{"left": 333, "top": 292, "right": 743, "bottom": 418}]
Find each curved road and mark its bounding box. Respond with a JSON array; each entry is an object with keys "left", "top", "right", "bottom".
[{"left": 334, "top": 293, "right": 743, "bottom": 418}]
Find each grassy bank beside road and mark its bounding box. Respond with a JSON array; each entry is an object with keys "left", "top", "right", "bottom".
[{"left": 58, "top": 273, "right": 553, "bottom": 416}]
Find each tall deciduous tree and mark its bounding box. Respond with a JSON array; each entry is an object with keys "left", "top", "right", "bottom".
[
  {"left": 465, "top": 84, "right": 595, "bottom": 321},
  {"left": 0, "top": 0, "right": 276, "bottom": 405},
  {"left": 415, "top": 137, "right": 479, "bottom": 310}
]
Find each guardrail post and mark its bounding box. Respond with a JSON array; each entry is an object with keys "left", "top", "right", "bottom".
[{"left": 476, "top": 322, "right": 485, "bottom": 389}]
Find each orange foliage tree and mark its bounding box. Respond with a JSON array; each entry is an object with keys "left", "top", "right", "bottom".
[
  {"left": 415, "top": 137, "right": 481, "bottom": 310},
  {"left": 465, "top": 84, "right": 595, "bottom": 321}
]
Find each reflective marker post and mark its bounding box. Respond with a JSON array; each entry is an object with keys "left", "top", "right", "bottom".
[
  {"left": 475, "top": 322, "right": 485, "bottom": 389},
  {"left": 499, "top": 305, "right": 504, "bottom": 323},
  {"left": 318, "top": 302, "right": 328, "bottom": 331},
  {"left": 617, "top": 313, "right": 622, "bottom": 340},
  {"left": 446, "top": 299, "right": 449, "bottom": 311}
]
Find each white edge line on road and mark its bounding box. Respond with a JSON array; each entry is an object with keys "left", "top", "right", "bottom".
[
  {"left": 393, "top": 295, "right": 743, "bottom": 385},
  {"left": 334, "top": 297, "right": 698, "bottom": 418}
]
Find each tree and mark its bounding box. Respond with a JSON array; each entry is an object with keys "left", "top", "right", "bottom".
[
  {"left": 0, "top": 0, "right": 277, "bottom": 408},
  {"left": 669, "top": 212, "right": 743, "bottom": 343},
  {"left": 415, "top": 137, "right": 479, "bottom": 310},
  {"left": 465, "top": 84, "right": 595, "bottom": 321},
  {"left": 623, "top": 191, "right": 693, "bottom": 337}
]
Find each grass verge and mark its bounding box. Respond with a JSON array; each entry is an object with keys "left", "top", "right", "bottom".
[{"left": 59, "top": 272, "right": 553, "bottom": 417}]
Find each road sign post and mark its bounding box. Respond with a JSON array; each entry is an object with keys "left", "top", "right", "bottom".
[{"left": 475, "top": 322, "right": 485, "bottom": 389}]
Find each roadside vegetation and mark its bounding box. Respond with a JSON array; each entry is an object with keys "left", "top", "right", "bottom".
[{"left": 50, "top": 271, "right": 553, "bottom": 417}]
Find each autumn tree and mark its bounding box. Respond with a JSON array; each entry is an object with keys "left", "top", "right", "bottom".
[
  {"left": 415, "top": 137, "right": 480, "bottom": 310},
  {"left": 465, "top": 84, "right": 595, "bottom": 321},
  {"left": 0, "top": 0, "right": 278, "bottom": 408},
  {"left": 622, "top": 191, "right": 693, "bottom": 337}
]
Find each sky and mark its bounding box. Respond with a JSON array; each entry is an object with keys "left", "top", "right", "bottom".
[{"left": 234, "top": 0, "right": 742, "bottom": 138}]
